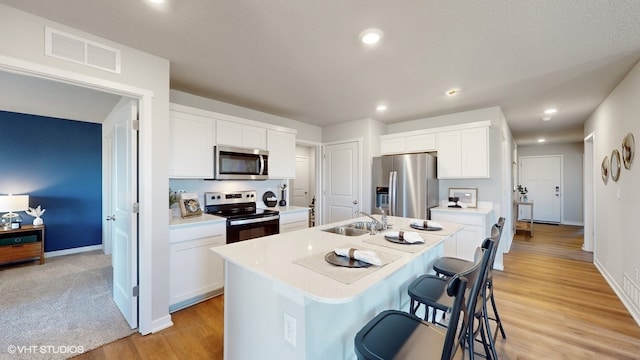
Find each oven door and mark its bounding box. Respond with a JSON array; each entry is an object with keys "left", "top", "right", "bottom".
[{"left": 226, "top": 215, "right": 279, "bottom": 244}]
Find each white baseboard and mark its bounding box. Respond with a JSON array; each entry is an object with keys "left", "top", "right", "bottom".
[
  {"left": 45, "top": 244, "right": 103, "bottom": 258},
  {"left": 594, "top": 258, "right": 640, "bottom": 327},
  {"left": 562, "top": 220, "right": 584, "bottom": 226},
  {"left": 150, "top": 315, "right": 173, "bottom": 334}
]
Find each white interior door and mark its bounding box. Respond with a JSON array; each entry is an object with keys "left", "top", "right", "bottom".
[
  {"left": 323, "top": 141, "right": 360, "bottom": 223},
  {"left": 104, "top": 98, "right": 138, "bottom": 329},
  {"left": 292, "top": 156, "right": 310, "bottom": 207},
  {"left": 520, "top": 155, "right": 562, "bottom": 223},
  {"left": 102, "top": 134, "right": 113, "bottom": 256}
]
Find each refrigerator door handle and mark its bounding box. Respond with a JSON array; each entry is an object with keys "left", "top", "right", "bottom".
[{"left": 389, "top": 171, "right": 397, "bottom": 216}]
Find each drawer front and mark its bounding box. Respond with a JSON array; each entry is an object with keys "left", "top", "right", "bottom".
[
  {"left": 170, "top": 223, "right": 226, "bottom": 244},
  {"left": 280, "top": 210, "right": 309, "bottom": 224},
  {"left": 0, "top": 242, "right": 41, "bottom": 262},
  {"left": 0, "top": 234, "right": 38, "bottom": 246}
]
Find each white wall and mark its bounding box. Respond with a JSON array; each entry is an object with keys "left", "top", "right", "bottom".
[
  {"left": 518, "top": 142, "right": 584, "bottom": 225},
  {"left": 584, "top": 59, "right": 640, "bottom": 325},
  {"left": 0, "top": 4, "right": 172, "bottom": 334}
]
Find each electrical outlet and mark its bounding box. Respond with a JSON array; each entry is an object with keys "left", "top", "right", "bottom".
[{"left": 283, "top": 313, "right": 296, "bottom": 347}]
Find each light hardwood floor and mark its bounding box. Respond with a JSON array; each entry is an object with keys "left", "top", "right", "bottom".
[{"left": 75, "top": 224, "right": 640, "bottom": 359}]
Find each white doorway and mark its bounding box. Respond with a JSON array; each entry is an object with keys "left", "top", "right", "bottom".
[
  {"left": 0, "top": 56, "right": 153, "bottom": 333},
  {"left": 519, "top": 155, "right": 563, "bottom": 223},
  {"left": 323, "top": 139, "right": 361, "bottom": 223}
]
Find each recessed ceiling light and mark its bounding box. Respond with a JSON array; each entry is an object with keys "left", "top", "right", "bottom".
[
  {"left": 376, "top": 104, "right": 387, "bottom": 111},
  {"left": 544, "top": 108, "right": 557, "bottom": 114},
  {"left": 542, "top": 116, "right": 551, "bottom": 121},
  {"left": 446, "top": 88, "right": 462, "bottom": 96},
  {"left": 149, "top": 0, "right": 164, "bottom": 3},
  {"left": 537, "top": 138, "right": 546, "bottom": 143},
  {"left": 360, "top": 29, "right": 383, "bottom": 45}
]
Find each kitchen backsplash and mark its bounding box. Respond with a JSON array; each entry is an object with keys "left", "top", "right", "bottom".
[{"left": 169, "top": 179, "right": 289, "bottom": 209}]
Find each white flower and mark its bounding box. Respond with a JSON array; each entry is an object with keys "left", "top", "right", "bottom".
[{"left": 25, "top": 205, "right": 46, "bottom": 218}]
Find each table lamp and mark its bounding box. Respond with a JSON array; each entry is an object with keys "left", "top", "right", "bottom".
[{"left": 0, "top": 194, "right": 29, "bottom": 230}]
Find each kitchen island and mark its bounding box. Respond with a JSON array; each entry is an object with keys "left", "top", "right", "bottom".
[{"left": 213, "top": 216, "right": 462, "bottom": 360}]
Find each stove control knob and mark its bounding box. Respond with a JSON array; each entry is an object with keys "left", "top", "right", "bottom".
[{"left": 216, "top": 195, "right": 221, "bottom": 199}]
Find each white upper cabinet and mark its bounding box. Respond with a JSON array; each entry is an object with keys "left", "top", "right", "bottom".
[
  {"left": 168, "top": 109, "right": 214, "bottom": 179},
  {"left": 267, "top": 129, "right": 296, "bottom": 179},
  {"left": 381, "top": 121, "right": 490, "bottom": 179},
  {"left": 216, "top": 119, "right": 267, "bottom": 149},
  {"left": 437, "top": 126, "right": 489, "bottom": 179},
  {"left": 380, "top": 132, "right": 436, "bottom": 155}
]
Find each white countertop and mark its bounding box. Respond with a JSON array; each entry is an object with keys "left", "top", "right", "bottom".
[
  {"left": 213, "top": 216, "right": 462, "bottom": 304},
  {"left": 261, "top": 205, "right": 310, "bottom": 213},
  {"left": 169, "top": 213, "right": 225, "bottom": 227},
  {"left": 431, "top": 206, "right": 494, "bottom": 215}
]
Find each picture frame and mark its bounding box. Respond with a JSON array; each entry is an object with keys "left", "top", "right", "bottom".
[
  {"left": 179, "top": 192, "right": 202, "bottom": 218},
  {"left": 448, "top": 188, "right": 478, "bottom": 208}
]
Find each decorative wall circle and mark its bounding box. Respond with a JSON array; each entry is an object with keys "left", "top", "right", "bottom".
[
  {"left": 611, "top": 149, "right": 621, "bottom": 182},
  {"left": 622, "top": 132, "right": 635, "bottom": 169},
  {"left": 601, "top": 156, "right": 609, "bottom": 184}
]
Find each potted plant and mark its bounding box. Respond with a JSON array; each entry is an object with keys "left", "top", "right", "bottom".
[{"left": 517, "top": 185, "right": 528, "bottom": 202}]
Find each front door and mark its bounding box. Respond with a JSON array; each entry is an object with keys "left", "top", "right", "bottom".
[
  {"left": 103, "top": 98, "right": 139, "bottom": 329},
  {"left": 323, "top": 140, "right": 360, "bottom": 224},
  {"left": 520, "top": 155, "right": 562, "bottom": 223}
]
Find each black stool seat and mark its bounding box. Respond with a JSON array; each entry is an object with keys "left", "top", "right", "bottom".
[
  {"left": 354, "top": 310, "right": 462, "bottom": 360},
  {"left": 433, "top": 256, "right": 474, "bottom": 277}
]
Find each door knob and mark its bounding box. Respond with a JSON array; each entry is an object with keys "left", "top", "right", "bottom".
[{"left": 352, "top": 200, "right": 358, "bottom": 205}]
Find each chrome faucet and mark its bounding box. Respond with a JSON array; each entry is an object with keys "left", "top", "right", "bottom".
[
  {"left": 378, "top": 208, "right": 388, "bottom": 230},
  {"left": 356, "top": 211, "right": 383, "bottom": 233}
]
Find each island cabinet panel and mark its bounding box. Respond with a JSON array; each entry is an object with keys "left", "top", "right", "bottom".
[
  {"left": 168, "top": 110, "right": 214, "bottom": 178},
  {"left": 169, "top": 221, "right": 225, "bottom": 312},
  {"left": 279, "top": 209, "right": 309, "bottom": 233},
  {"left": 267, "top": 129, "right": 296, "bottom": 179}
]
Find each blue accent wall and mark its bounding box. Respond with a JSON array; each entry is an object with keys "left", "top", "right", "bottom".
[{"left": 0, "top": 110, "right": 102, "bottom": 252}]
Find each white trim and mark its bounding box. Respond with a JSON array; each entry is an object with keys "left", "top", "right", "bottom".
[
  {"left": 0, "top": 54, "right": 157, "bottom": 335},
  {"left": 562, "top": 221, "right": 584, "bottom": 226},
  {"left": 150, "top": 315, "right": 174, "bottom": 333},
  {"left": 296, "top": 139, "right": 323, "bottom": 226},
  {"left": 45, "top": 244, "right": 103, "bottom": 258},
  {"left": 594, "top": 258, "right": 640, "bottom": 326}
]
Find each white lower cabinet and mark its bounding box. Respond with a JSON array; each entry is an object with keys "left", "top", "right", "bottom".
[
  {"left": 431, "top": 208, "right": 493, "bottom": 261},
  {"left": 279, "top": 209, "right": 309, "bottom": 233},
  {"left": 169, "top": 221, "right": 226, "bottom": 312}
]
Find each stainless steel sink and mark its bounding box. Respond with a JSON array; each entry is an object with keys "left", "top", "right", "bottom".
[
  {"left": 321, "top": 225, "right": 369, "bottom": 236},
  {"left": 346, "top": 221, "right": 376, "bottom": 230}
]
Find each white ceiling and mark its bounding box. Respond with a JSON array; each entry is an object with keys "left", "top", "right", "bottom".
[{"left": 2, "top": 0, "right": 640, "bottom": 144}]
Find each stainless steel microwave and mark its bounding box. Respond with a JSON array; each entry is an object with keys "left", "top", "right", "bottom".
[{"left": 214, "top": 145, "right": 269, "bottom": 180}]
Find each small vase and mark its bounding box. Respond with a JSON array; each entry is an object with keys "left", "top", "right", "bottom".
[{"left": 33, "top": 217, "right": 43, "bottom": 226}]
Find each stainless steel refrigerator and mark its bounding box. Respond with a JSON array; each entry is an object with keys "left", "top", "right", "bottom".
[{"left": 371, "top": 153, "right": 439, "bottom": 219}]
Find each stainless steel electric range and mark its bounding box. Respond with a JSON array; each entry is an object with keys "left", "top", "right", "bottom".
[{"left": 204, "top": 190, "right": 279, "bottom": 244}]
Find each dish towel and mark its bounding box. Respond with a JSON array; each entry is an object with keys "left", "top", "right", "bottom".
[
  {"left": 409, "top": 219, "right": 443, "bottom": 229},
  {"left": 385, "top": 231, "right": 425, "bottom": 243},
  {"left": 334, "top": 248, "right": 382, "bottom": 266}
]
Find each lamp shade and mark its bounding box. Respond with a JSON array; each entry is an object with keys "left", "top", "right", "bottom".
[{"left": 0, "top": 194, "right": 29, "bottom": 212}]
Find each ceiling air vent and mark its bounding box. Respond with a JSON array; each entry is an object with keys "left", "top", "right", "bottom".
[{"left": 45, "top": 27, "right": 121, "bottom": 74}]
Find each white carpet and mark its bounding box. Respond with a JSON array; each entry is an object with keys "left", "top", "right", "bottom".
[{"left": 0, "top": 251, "right": 136, "bottom": 360}]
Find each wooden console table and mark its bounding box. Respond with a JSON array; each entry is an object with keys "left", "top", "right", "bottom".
[
  {"left": 0, "top": 225, "right": 45, "bottom": 265},
  {"left": 514, "top": 201, "right": 534, "bottom": 236}
]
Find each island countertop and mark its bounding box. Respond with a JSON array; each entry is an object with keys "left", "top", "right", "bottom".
[{"left": 213, "top": 215, "right": 462, "bottom": 304}]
